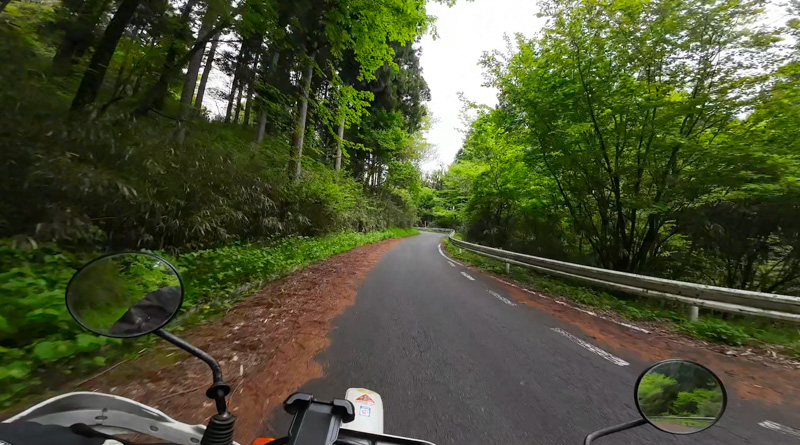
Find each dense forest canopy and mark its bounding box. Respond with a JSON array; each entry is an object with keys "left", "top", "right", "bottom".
[
  {"left": 422, "top": 0, "right": 800, "bottom": 294},
  {"left": 0, "top": 0, "right": 452, "bottom": 252}
]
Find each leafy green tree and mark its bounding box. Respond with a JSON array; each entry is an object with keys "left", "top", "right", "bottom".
[
  {"left": 488, "top": 0, "right": 780, "bottom": 272},
  {"left": 637, "top": 372, "right": 679, "bottom": 416},
  {"left": 440, "top": 0, "right": 799, "bottom": 288},
  {"left": 673, "top": 388, "right": 723, "bottom": 417}
]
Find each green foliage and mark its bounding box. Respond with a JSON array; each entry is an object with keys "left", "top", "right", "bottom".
[
  {"left": 175, "top": 228, "right": 417, "bottom": 311},
  {"left": 325, "top": 0, "right": 432, "bottom": 80},
  {"left": 0, "top": 240, "right": 115, "bottom": 407},
  {"left": 673, "top": 388, "right": 724, "bottom": 418},
  {"left": 0, "top": 95, "right": 417, "bottom": 250},
  {"left": 637, "top": 372, "right": 679, "bottom": 416},
  {"left": 0, "top": 0, "right": 430, "bottom": 251},
  {"left": 679, "top": 319, "right": 751, "bottom": 346},
  {"left": 433, "top": 0, "right": 800, "bottom": 295},
  {"left": 638, "top": 371, "right": 723, "bottom": 421},
  {"left": 0, "top": 228, "right": 416, "bottom": 407}
]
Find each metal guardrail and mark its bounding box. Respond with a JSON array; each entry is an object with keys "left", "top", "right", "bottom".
[{"left": 415, "top": 228, "right": 800, "bottom": 323}]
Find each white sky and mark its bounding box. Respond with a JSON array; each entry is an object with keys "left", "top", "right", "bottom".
[{"left": 419, "top": 0, "right": 545, "bottom": 172}]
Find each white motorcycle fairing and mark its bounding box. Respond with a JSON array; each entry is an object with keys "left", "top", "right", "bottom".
[
  {"left": 4, "top": 389, "right": 435, "bottom": 445},
  {"left": 343, "top": 388, "right": 384, "bottom": 435},
  {"left": 3, "top": 391, "right": 233, "bottom": 445},
  {"left": 338, "top": 388, "right": 436, "bottom": 445}
]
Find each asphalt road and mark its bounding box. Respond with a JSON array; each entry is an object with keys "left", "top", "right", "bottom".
[{"left": 267, "top": 232, "right": 799, "bottom": 444}]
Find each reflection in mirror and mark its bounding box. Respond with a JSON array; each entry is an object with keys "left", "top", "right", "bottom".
[
  {"left": 66, "top": 253, "right": 183, "bottom": 338},
  {"left": 635, "top": 360, "right": 726, "bottom": 434}
]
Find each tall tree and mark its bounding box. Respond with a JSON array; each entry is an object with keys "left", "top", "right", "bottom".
[
  {"left": 254, "top": 49, "right": 282, "bottom": 143},
  {"left": 70, "top": 0, "right": 142, "bottom": 111},
  {"left": 290, "top": 49, "right": 316, "bottom": 178},
  {"left": 224, "top": 47, "right": 244, "bottom": 122},
  {"left": 51, "top": 0, "right": 111, "bottom": 76},
  {"left": 281, "top": 0, "right": 433, "bottom": 178},
  {"left": 136, "top": 0, "right": 197, "bottom": 112},
  {"left": 194, "top": 35, "right": 218, "bottom": 110},
  {"left": 334, "top": 114, "right": 345, "bottom": 170},
  {"left": 179, "top": 4, "right": 220, "bottom": 111}
]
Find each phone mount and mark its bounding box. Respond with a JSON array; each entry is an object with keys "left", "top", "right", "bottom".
[{"left": 282, "top": 393, "right": 355, "bottom": 445}]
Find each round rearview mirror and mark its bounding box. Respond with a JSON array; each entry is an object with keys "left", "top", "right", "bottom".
[
  {"left": 635, "top": 360, "right": 726, "bottom": 434},
  {"left": 66, "top": 252, "right": 184, "bottom": 338}
]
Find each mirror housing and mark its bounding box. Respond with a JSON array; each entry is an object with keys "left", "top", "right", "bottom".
[
  {"left": 584, "top": 359, "right": 726, "bottom": 444},
  {"left": 66, "top": 252, "right": 184, "bottom": 338},
  {"left": 65, "top": 253, "right": 231, "bottom": 419},
  {"left": 635, "top": 359, "right": 727, "bottom": 434}
]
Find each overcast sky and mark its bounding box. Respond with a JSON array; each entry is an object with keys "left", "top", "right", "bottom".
[{"left": 418, "top": 0, "right": 545, "bottom": 171}]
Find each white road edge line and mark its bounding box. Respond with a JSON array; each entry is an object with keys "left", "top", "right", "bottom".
[
  {"left": 448, "top": 261, "right": 456, "bottom": 267},
  {"left": 438, "top": 243, "right": 463, "bottom": 266},
  {"left": 554, "top": 300, "right": 650, "bottom": 334},
  {"left": 522, "top": 288, "right": 551, "bottom": 300},
  {"left": 494, "top": 277, "right": 650, "bottom": 334},
  {"left": 460, "top": 271, "right": 475, "bottom": 281},
  {"left": 614, "top": 320, "right": 651, "bottom": 334},
  {"left": 497, "top": 279, "right": 519, "bottom": 288},
  {"left": 551, "top": 328, "right": 629, "bottom": 367},
  {"left": 759, "top": 421, "right": 800, "bottom": 439},
  {"left": 556, "top": 300, "right": 597, "bottom": 316},
  {"left": 488, "top": 290, "right": 517, "bottom": 306}
]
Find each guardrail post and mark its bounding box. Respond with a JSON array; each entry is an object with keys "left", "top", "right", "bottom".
[
  {"left": 506, "top": 263, "right": 510, "bottom": 274},
  {"left": 688, "top": 305, "right": 699, "bottom": 322}
]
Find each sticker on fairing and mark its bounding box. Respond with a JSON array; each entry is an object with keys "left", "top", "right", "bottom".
[
  {"left": 359, "top": 406, "right": 371, "bottom": 417},
  {"left": 355, "top": 394, "right": 374, "bottom": 404}
]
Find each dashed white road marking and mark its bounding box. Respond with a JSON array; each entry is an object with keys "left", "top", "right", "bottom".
[
  {"left": 551, "top": 328, "right": 629, "bottom": 367},
  {"left": 493, "top": 276, "right": 650, "bottom": 334},
  {"left": 438, "top": 243, "right": 463, "bottom": 266},
  {"left": 556, "top": 300, "right": 597, "bottom": 316},
  {"left": 614, "top": 320, "right": 651, "bottom": 334},
  {"left": 521, "top": 288, "right": 550, "bottom": 299},
  {"left": 759, "top": 421, "right": 800, "bottom": 439},
  {"left": 489, "top": 290, "right": 517, "bottom": 306},
  {"left": 497, "top": 279, "right": 519, "bottom": 288},
  {"left": 448, "top": 261, "right": 457, "bottom": 268},
  {"left": 460, "top": 271, "right": 475, "bottom": 281}
]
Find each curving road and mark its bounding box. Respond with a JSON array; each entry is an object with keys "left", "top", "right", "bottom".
[{"left": 267, "top": 232, "right": 800, "bottom": 444}]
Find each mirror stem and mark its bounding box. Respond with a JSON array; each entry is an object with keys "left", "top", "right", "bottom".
[
  {"left": 156, "top": 329, "right": 231, "bottom": 415},
  {"left": 584, "top": 418, "right": 647, "bottom": 445}
]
